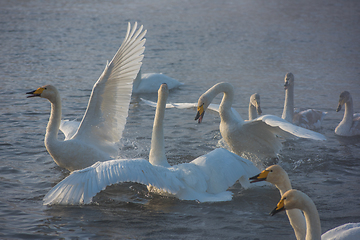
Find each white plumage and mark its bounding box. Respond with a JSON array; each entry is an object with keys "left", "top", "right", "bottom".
[
  {"left": 132, "top": 69, "right": 183, "bottom": 93},
  {"left": 194, "top": 82, "right": 326, "bottom": 159},
  {"left": 26, "top": 23, "right": 146, "bottom": 171},
  {"left": 282, "top": 72, "right": 327, "bottom": 130},
  {"left": 335, "top": 91, "right": 360, "bottom": 136},
  {"left": 43, "top": 84, "right": 262, "bottom": 205}
]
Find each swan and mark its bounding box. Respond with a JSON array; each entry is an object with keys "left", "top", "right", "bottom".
[
  {"left": 132, "top": 69, "right": 183, "bottom": 93},
  {"left": 249, "top": 165, "right": 306, "bottom": 240},
  {"left": 43, "top": 83, "right": 263, "bottom": 205},
  {"left": 282, "top": 72, "right": 327, "bottom": 130},
  {"left": 248, "top": 93, "right": 262, "bottom": 120},
  {"left": 270, "top": 189, "right": 360, "bottom": 240},
  {"left": 194, "top": 82, "right": 326, "bottom": 159},
  {"left": 26, "top": 22, "right": 147, "bottom": 171},
  {"left": 335, "top": 91, "right": 360, "bottom": 136}
]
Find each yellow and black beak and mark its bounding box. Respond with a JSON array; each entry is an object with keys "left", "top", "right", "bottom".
[
  {"left": 195, "top": 104, "right": 205, "bottom": 124},
  {"left": 336, "top": 99, "right": 344, "bottom": 112},
  {"left": 249, "top": 169, "right": 270, "bottom": 183},
  {"left": 26, "top": 87, "right": 44, "bottom": 98},
  {"left": 270, "top": 197, "right": 286, "bottom": 216}
]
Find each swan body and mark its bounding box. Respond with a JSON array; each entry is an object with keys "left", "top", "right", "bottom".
[
  {"left": 43, "top": 84, "right": 262, "bottom": 205},
  {"left": 194, "top": 82, "right": 326, "bottom": 159},
  {"left": 282, "top": 73, "right": 327, "bottom": 130},
  {"left": 132, "top": 69, "right": 183, "bottom": 94},
  {"left": 249, "top": 165, "right": 306, "bottom": 240},
  {"left": 270, "top": 189, "right": 360, "bottom": 240},
  {"left": 26, "top": 23, "right": 147, "bottom": 171},
  {"left": 335, "top": 91, "right": 360, "bottom": 136}
]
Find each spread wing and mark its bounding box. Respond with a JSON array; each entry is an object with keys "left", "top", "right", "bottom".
[
  {"left": 72, "top": 22, "right": 146, "bottom": 151},
  {"left": 43, "top": 159, "right": 185, "bottom": 205},
  {"left": 251, "top": 115, "right": 326, "bottom": 140}
]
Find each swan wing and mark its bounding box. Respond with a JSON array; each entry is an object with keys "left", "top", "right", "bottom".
[
  {"left": 140, "top": 98, "right": 239, "bottom": 115},
  {"left": 59, "top": 120, "right": 80, "bottom": 140},
  {"left": 253, "top": 115, "right": 326, "bottom": 140},
  {"left": 73, "top": 23, "right": 146, "bottom": 149},
  {"left": 43, "top": 158, "right": 185, "bottom": 205}
]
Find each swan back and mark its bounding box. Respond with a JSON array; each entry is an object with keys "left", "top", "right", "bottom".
[{"left": 149, "top": 83, "right": 170, "bottom": 167}]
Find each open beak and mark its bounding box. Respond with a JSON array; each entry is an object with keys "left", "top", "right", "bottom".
[
  {"left": 270, "top": 197, "right": 285, "bottom": 216},
  {"left": 195, "top": 104, "right": 205, "bottom": 124},
  {"left": 249, "top": 170, "right": 269, "bottom": 183},
  {"left": 26, "top": 87, "right": 44, "bottom": 98}
]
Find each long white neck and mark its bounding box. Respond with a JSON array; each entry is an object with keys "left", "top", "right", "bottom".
[
  {"left": 299, "top": 194, "right": 322, "bottom": 240},
  {"left": 282, "top": 83, "right": 294, "bottom": 122},
  {"left": 207, "top": 82, "right": 243, "bottom": 123},
  {"left": 45, "top": 95, "right": 62, "bottom": 145},
  {"left": 340, "top": 96, "right": 354, "bottom": 129},
  {"left": 275, "top": 177, "right": 292, "bottom": 196},
  {"left": 149, "top": 88, "right": 169, "bottom": 167},
  {"left": 248, "top": 103, "right": 257, "bottom": 120}
]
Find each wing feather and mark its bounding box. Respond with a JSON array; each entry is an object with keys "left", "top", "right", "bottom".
[
  {"left": 43, "top": 159, "right": 184, "bottom": 205},
  {"left": 254, "top": 115, "right": 326, "bottom": 140},
  {"left": 73, "top": 23, "right": 146, "bottom": 153}
]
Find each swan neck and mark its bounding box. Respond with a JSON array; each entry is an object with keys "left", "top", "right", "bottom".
[
  {"left": 282, "top": 85, "right": 294, "bottom": 122},
  {"left": 248, "top": 103, "right": 257, "bottom": 120},
  {"left": 207, "top": 83, "right": 236, "bottom": 122},
  {"left": 302, "top": 197, "right": 322, "bottom": 240},
  {"left": 277, "top": 180, "right": 292, "bottom": 196},
  {"left": 45, "top": 96, "right": 62, "bottom": 142},
  {"left": 343, "top": 97, "right": 354, "bottom": 123},
  {"left": 149, "top": 91, "right": 169, "bottom": 167}
]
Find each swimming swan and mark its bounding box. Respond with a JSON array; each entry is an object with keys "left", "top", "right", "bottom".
[
  {"left": 132, "top": 69, "right": 183, "bottom": 93},
  {"left": 141, "top": 92, "right": 261, "bottom": 121},
  {"left": 270, "top": 189, "right": 360, "bottom": 240},
  {"left": 194, "top": 82, "right": 326, "bottom": 159},
  {"left": 26, "top": 22, "right": 147, "bottom": 171},
  {"left": 282, "top": 72, "right": 327, "bottom": 130},
  {"left": 43, "top": 84, "right": 262, "bottom": 205},
  {"left": 335, "top": 91, "right": 360, "bottom": 136},
  {"left": 249, "top": 165, "right": 306, "bottom": 240}
]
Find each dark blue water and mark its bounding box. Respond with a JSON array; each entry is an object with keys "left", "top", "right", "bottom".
[{"left": 1, "top": 0, "right": 359, "bottom": 239}]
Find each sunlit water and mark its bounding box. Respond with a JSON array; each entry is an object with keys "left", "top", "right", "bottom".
[{"left": 1, "top": 0, "right": 360, "bottom": 239}]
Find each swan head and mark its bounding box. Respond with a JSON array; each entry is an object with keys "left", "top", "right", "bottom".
[
  {"left": 249, "top": 165, "right": 289, "bottom": 185},
  {"left": 336, "top": 91, "right": 351, "bottom": 112},
  {"left": 250, "top": 93, "right": 262, "bottom": 115},
  {"left": 27, "top": 85, "right": 59, "bottom": 103},
  {"left": 158, "top": 83, "right": 169, "bottom": 98},
  {"left": 284, "top": 72, "right": 294, "bottom": 90},
  {"left": 195, "top": 94, "right": 211, "bottom": 124},
  {"left": 270, "top": 189, "right": 308, "bottom": 216}
]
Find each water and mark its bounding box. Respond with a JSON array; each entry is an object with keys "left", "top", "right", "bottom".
[{"left": 1, "top": 0, "right": 360, "bottom": 239}]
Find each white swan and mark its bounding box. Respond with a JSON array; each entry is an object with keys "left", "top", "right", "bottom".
[
  {"left": 248, "top": 93, "right": 262, "bottom": 120},
  {"left": 282, "top": 72, "right": 327, "bottom": 130},
  {"left": 43, "top": 83, "right": 263, "bottom": 205},
  {"left": 270, "top": 189, "right": 360, "bottom": 240},
  {"left": 194, "top": 82, "right": 326, "bottom": 159},
  {"left": 132, "top": 69, "right": 183, "bottom": 94},
  {"left": 26, "top": 22, "right": 147, "bottom": 171},
  {"left": 335, "top": 91, "right": 360, "bottom": 136},
  {"left": 249, "top": 165, "right": 306, "bottom": 240}
]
